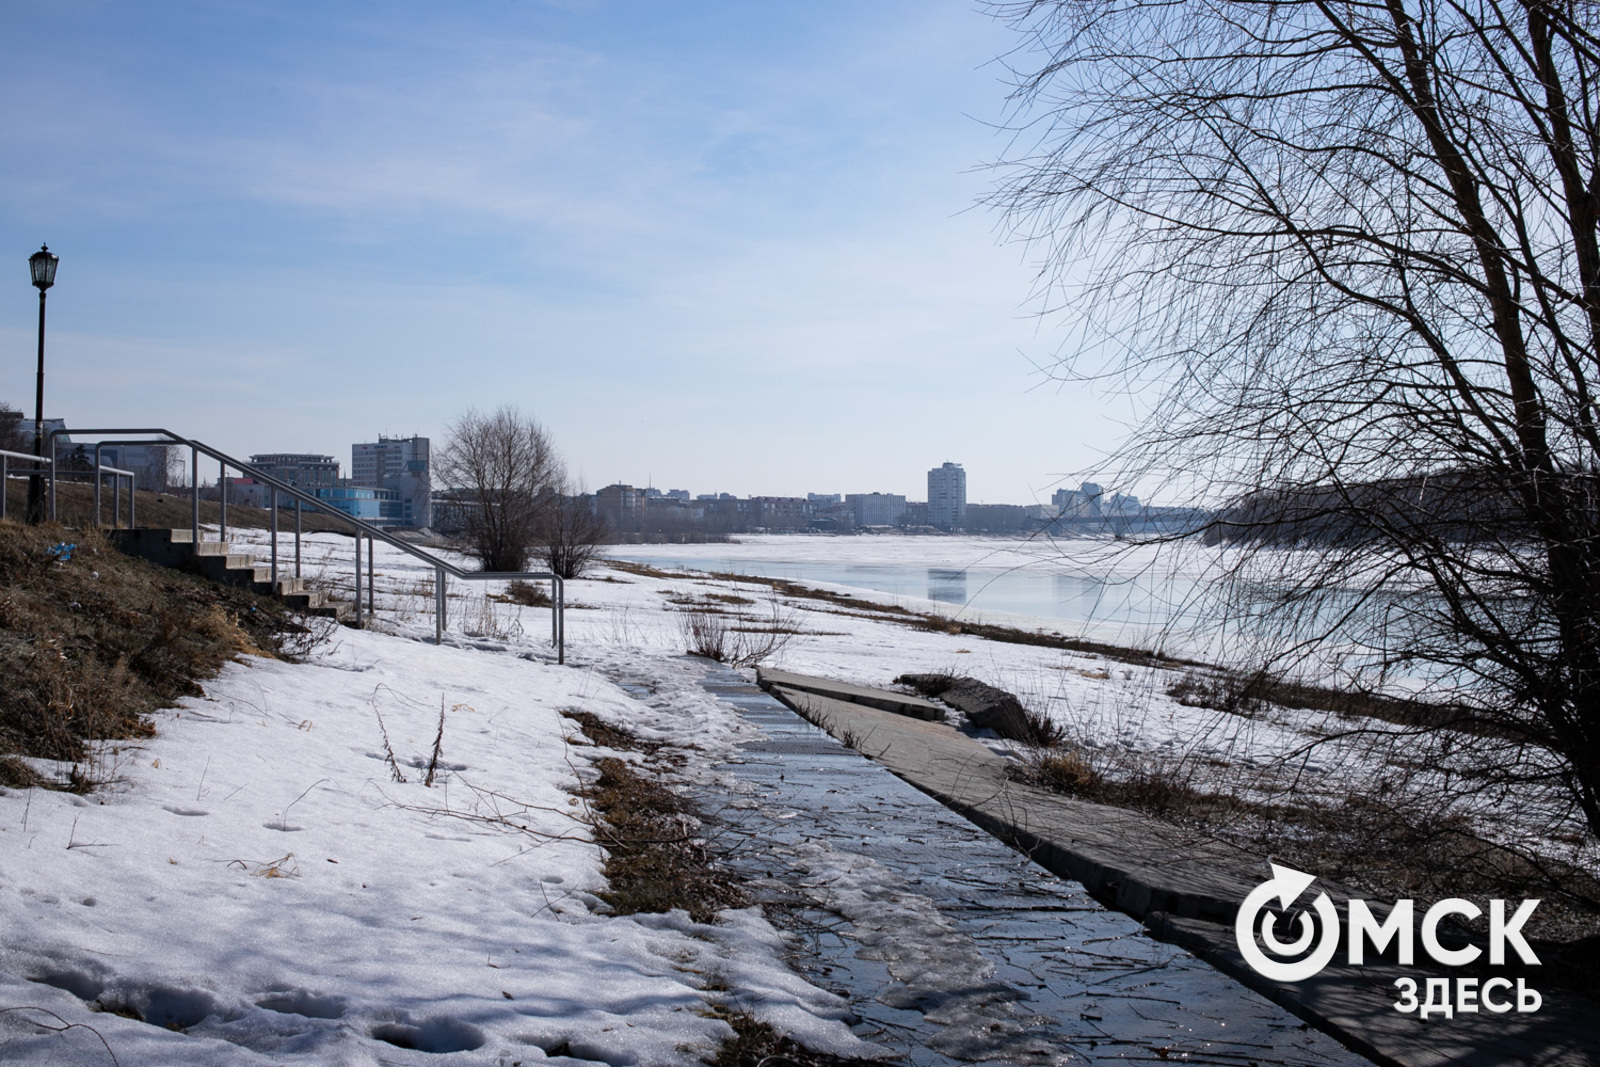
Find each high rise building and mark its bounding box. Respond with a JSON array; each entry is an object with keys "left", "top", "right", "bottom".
[
  {"left": 594, "top": 484, "right": 643, "bottom": 532},
  {"left": 351, "top": 435, "right": 432, "bottom": 528},
  {"left": 927, "top": 462, "right": 967, "bottom": 529}
]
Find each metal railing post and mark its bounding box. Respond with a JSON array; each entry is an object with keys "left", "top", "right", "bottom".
[
  {"left": 113, "top": 473, "right": 121, "bottom": 529},
  {"left": 48, "top": 443, "right": 55, "bottom": 521},
  {"left": 93, "top": 444, "right": 103, "bottom": 526},
  {"left": 435, "top": 565, "right": 445, "bottom": 644},
  {"left": 0, "top": 450, "right": 61, "bottom": 525},
  {"left": 218, "top": 459, "right": 227, "bottom": 543},
  {"left": 354, "top": 533, "right": 363, "bottom": 627},
  {"left": 557, "top": 578, "right": 565, "bottom": 665},
  {"left": 129, "top": 473, "right": 136, "bottom": 529},
  {"left": 367, "top": 534, "right": 374, "bottom": 614},
  {"left": 294, "top": 500, "right": 302, "bottom": 578},
  {"left": 270, "top": 497, "right": 279, "bottom": 588},
  {"left": 191, "top": 447, "right": 200, "bottom": 544}
]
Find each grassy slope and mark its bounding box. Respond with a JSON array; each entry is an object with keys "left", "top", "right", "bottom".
[
  {"left": 5, "top": 477, "right": 353, "bottom": 534},
  {"left": 0, "top": 519, "right": 311, "bottom": 786}
]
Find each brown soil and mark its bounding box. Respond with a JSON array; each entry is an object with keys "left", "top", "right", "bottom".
[{"left": 0, "top": 520, "right": 323, "bottom": 780}]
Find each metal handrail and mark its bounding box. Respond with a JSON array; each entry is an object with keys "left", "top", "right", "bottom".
[
  {"left": 0, "top": 447, "right": 50, "bottom": 524},
  {"left": 90, "top": 455, "right": 135, "bottom": 530},
  {"left": 47, "top": 427, "right": 565, "bottom": 661}
]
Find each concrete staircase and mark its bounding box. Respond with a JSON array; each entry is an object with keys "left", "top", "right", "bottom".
[{"left": 110, "top": 528, "right": 351, "bottom": 621}]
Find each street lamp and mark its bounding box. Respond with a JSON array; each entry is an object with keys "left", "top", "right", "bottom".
[{"left": 27, "top": 244, "right": 58, "bottom": 524}]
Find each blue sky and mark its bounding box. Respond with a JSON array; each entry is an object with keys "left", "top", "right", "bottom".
[{"left": 0, "top": 0, "right": 1122, "bottom": 503}]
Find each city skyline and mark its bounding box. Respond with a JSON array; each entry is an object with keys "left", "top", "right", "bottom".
[{"left": 0, "top": 2, "right": 1127, "bottom": 507}]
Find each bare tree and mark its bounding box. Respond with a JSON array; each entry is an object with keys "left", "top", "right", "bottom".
[
  {"left": 137, "top": 444, "right": 183, "bottom": 493},
  {"left": 0, "top": 403, "right": 24, "bottom": 455},
  {"left": 435, "top": 406, "right": 560, "bottom": 572},
  {"left": 987, "top": 0, "right": 1600, "bottom": 848},
  {"left": 536, "top": 480, "right": 610, "bottom": 579}
]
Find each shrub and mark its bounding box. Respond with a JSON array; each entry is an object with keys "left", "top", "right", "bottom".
[
  {"left": 502, "top": 580, "right": 551, "bottom": 607},
  {"left": 676, "top": 598, "right": 798, "bottom": 668}
]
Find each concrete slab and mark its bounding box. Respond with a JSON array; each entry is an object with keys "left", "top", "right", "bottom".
[
  {"left": 766, "top": 685, "right": 1257, "bottom": 920},
  {"left": 765, "top": 679, "right": 1600, "bottom": 1066},
  {"left": 756, "top": 666, "right": 946, "bottom": 720}
]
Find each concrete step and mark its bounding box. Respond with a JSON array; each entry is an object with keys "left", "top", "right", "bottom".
[
  {"left": 110, "top": 527, "right": 345, "bottom": 621},
  {"left": 255, "top": 583, "right": 311, "bottom": 603}
]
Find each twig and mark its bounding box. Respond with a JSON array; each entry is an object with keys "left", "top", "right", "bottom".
[
  {"left": 64, "top": 815, "right": 110, "bottom": 850},
  {"left": 425, "top": 697, "right": 446, "bottom": 788},
  {"left": 277, "top": 778, "right": 330, "bottom": 831},
  {"left": 0, "top": 1006, "right": 121, "bottom": 1066},
  {"left": 373, "top": 705, "right": 405, "bottom": 783}
]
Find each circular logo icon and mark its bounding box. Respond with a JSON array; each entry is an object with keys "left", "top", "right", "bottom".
[{"left": 1234, "top": 863, "right": 1340, "bottom": 982}]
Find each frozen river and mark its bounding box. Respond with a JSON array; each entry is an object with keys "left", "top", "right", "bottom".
[{"left": 613, "top": 534, "right": 1219, "bottom": 654}]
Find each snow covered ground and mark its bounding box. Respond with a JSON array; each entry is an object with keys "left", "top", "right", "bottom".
[
  {"left": 0, "top": 528, "right": 1577, "bottom": 1064},
  {"left": 0, "top": 532, "right": 879, "bottom": 1066},
  {"left": 602, "top": 536, "right": 1380, "bottom": 798}
]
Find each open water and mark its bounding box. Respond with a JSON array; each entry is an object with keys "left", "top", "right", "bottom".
[{"left": 637, "top": 665, "right": 1372, "bottom": 1066}]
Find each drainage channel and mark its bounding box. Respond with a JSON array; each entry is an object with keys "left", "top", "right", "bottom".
[{"left": 691, "top": 666, "right": 1369, "bottom": 1067}]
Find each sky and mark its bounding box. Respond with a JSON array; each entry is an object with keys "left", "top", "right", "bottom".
[{"left": 0, "top": 0, "right": 1128, "bottom": 504}]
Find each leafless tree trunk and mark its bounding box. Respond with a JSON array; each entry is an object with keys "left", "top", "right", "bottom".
[
  {"left": 987, "top": 0, "right": 1600, "bottom": 846},
  {"left": 536, "top": 482, "right": 610, "bottom": 579},
  {"left": 435, "top": 406, "right": 560, "bottom": 572}
]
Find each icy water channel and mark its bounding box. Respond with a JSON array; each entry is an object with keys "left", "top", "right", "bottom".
[{"left": 685, "top": 667, "right": 1368, "bottom": 1066}]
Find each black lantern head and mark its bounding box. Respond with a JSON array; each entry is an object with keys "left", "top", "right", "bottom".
[{"left": 29, "top": 245, "right": 58, "bottom": 291}]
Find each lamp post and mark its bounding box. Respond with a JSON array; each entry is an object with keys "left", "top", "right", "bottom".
[{"left": 27, "top": 244, "right": 58, "bottom": 524}]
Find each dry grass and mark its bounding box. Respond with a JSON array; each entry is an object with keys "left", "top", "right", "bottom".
[
  {"left": 1167, "top": 666, "right": 1479, "bottom": 736},
  {"left": 497, "top": 579, "right": 552, "bottom": 607},
  {"left": 0, "top": 520, "right": 324, "bottom": 780},
  {"left": 676, "top": 598, "right": 800, "bottom": 668},
  {"left": 701, "top": 1007, "right": 883, "bottom": 1067},
  {"left": 1027, "top": 749, "right": 1100, "bottom": 794},
  {"left": 461, "top": 590, "right": 523, "bottom": 641},
  {"left": 0, "top": 754, "right": 43, "bottom": 788},
  {"left": 564, "top": 712, "right": 746, "bottom": 924},
  {"left": 11, "top": 478, "right": 352, "bottom": 534},
  {"left": 1015, "top": 743, "right": 1210, "bottom": 816}
]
